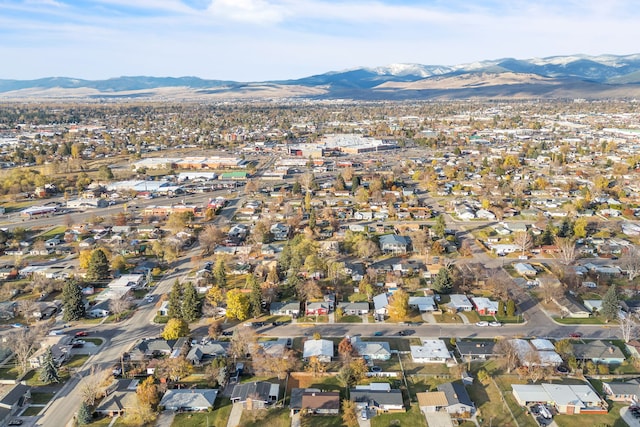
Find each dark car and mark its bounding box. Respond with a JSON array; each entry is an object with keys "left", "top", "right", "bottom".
[
  {"left": 221, "top": 331, "right": 233, "bottom": 336},
  {"left": 8, "top": 420, "right": 23, "bottom": 426},
  {"left": 398, "top": 329, "right": 415, "bottom": 336}
]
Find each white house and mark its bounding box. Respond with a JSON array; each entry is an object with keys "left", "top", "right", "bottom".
[
  {"left": 410, "top": 339, "right": 453, "bottom": 364},
  {"left": 303, "top": 339, "right": 334, "bottom": 363}
]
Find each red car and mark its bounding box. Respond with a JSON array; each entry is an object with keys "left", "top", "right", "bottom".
[
  {"left": 569, "top": 332, "right": 583, "bottom": 338},
  {"left": 75, "top": 331, "right": 88, "bottom": 337}
]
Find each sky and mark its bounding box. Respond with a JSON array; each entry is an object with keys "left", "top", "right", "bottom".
[{"left": 1, "top": 0, "right": 640, "bottom": 81}]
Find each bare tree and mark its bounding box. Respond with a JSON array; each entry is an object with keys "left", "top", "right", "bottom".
[
  {"left": 109, "top": 298, "right": 132, "bottom": 322},
  {"left": 199, "top": 224, "right": 225, "bottom": 255},
  {"left": 229, "top": 327, "right": 258, "bottom": 359},
  {"left": 512, "top": 231, "right": 532, "bottom": 256},
  {"left": 7, "top": 326, "right": 44, "bottom": 375},
  {"left": 79, "top": 366, "right": 110, "bottom": 406},
  {"left": 620, "top": 314, "right": 638, "bottom": 343},
  {"left": 494, "top": 339, "right": 519, "bottom": 374},
  {"left": 554, "top": 237, "right": 577, "bottom": 265},
  {"left": 621, "top": 246, "right": 640, "bottom": 281}
]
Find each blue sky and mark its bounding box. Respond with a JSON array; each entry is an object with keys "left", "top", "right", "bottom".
[{"left": 1, "top": 0, "right": 639, "bottom": 80}]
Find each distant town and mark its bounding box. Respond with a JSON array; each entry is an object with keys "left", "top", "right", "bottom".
[{"left": 0, "top": 99, "right": 639, "bottom": 427}]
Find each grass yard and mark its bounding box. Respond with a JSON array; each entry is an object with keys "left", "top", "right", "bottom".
[
  {"left": 30, "top": 391, "right": 55, "bottom": 404},
  {"left": 238, "top": 407, "right": 291, "bottom": 427},
  {"left": 84, "top": 337, "right": 104, "bottom": 346},
  {"left": 467, "top": 378, "right": 520, "bottom": 427},
  {"left": 21, "top": 406, "right": 44, "bottom": 416},
  {"left": 66, "top": 354, "right": 90, "bottom": 369},
  {"left": 300, "top": 415, "right": 343, "bottom": 427},
  {"left": 337, "top": 315, "right": 362, "bottom": 323},
  {"left": 554, "top": 317, "right": 607, "bottom": 325},
  {"left": 370, "top": 405, "right": 426, "bottom": 427},
  {"left": 172, "top": 397, "right": 233, "bottom": 427},
  {"left": 0, "top": 359, "right": 19, "bottom": 380},
  {"left": 39, "top": 225, "right": 67, "bottom": 238},
  {"left": 554, "top": 402, "right": 628, "bottom": 427},
  {"left": 434, "top": 312, "right": 464, "bottom": 324},
  {"left": 297, "top": 315, "right": 329, "bottom": 323}
]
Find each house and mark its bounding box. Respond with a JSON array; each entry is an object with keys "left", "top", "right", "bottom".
[
  {"left": 350, "top": 383, "right": 404, "bottom": 413},
  {"left": 455, "top": 340, "right": 497, "bottom": 361},
  {"left": 29, "top": 335, "right": 73, "bottom": 368},
  {"left": 410, "top": 339, "right": 453, "bottom": 364},
  {"left": 512, "top": 383, "right": 605, "bottom": 414},
  {"left": 603, "top": 379, "right": 640, "bottom": 403},
  {"left": 289, "top": 389, "right": 340, "bottom": 416},
  {"left": 351, "top": 337, "right": 392, "bottom": 361},
  {"left": 128, "top": 338, "right": 188, "bottom": 362},
  {"left": 159, "top": 389, "right": 218, "bottom": 411},
  {"left": 269, "top": 301, "right": 301, "bottom": 317},
  {"left": 157, "top": 300, "right": 170, "bottom": 317},
  {"left": 0, "top": 383, "right": 30, "bottom": 422},
  {"left": 514, "top": 263, "right": 537, "bottom": 276},
  {"left": 87, "top": 300, "right": 111, "bottom": 318},
  {"left": 306, "top": 302, "right": 330, "bottom": 316},
  {"left": 572, "top": 341, "right": 625, "bottom": 365},
  {"left": 186, "top": 342, "right": 228, "bottom": 365},
  {"left": 270, "top": 223, "right": 290, "bottom": 241},
  {"left": 378, "top": 234, "right": 410, "bottom": 254},
  {"left": 471, "top": 297, "right": 499, "bottom": 315},
  {"left": 230, "top": 381, "right": 279, "bottom": 409},
  {"left": 436, "top": 381, "right": 475, "bottom": 415},
  {"left": 258, "top": 338, "right": 289, "bottom": 358},
  {"left": 338, "top": 302, "right": 370, "bottom": 316},
  {"left": 552, "top": 295, "right": 591, "bottom": 318},
  {"left": 417, "top": 391, "right": 450, "bottom": 413},
  {"left": 373, "top": 293, "right": 389, "bottom": 318},
  {"left": 509, "top": 339, "right": 563, "bottom": 367},
  {"left": 94, "top": 379, "right": 138, "bottom": 416},
  {"left": 408, "top": 296, "right": 437, "bottom": 312},
  {"left": 303, "top": 339, "right": 334, "bottom": 363},
  {"left": 447, "top": 294, "right": 473, "bottom": 312}
]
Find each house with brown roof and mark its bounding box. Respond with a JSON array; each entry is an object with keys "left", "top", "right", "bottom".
[{"left": 289, "top": 389, "right": 340, "bottom": 416}]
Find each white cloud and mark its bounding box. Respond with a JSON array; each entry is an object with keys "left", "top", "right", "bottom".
[{"left": 206, "top": 0, "right": 290, "bottom": 24}]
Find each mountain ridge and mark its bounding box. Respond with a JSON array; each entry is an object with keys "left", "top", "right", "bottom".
[{"left": 3, "top": 53, "right": 640, "bottom": 100}]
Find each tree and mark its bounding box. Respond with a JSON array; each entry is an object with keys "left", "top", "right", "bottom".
[
  {"left": 6, "top": 327, "right": 42, "bottom": 375},
  {"left": 621, "top": 246, "right": 640, "bottom": 281},
  {"left": 305, "top": 355, "right": 327, "bottom": 377},
  {"left": 247, "top": 275, "right": 262, "bottom": 318},
  {"left": 78, "top": 249, "right": 92, "bottom": 269},
  {"left": 495, "top": 338, "right": 519, "bottom": 373},
  {"left": 226, "top": 289, "right": 250, "bottom": 321},
  {"left": 62, "top": 280, "right": 85, "bottom": 321},
  {"left": 155, "top": 356, "right": 193, "bottom": 382},
  {"left": 199, "top": 224, "right": 225, "bottom": 255},
  {"left": 208, "top": 321, "right": 223, "bottom": 339},
  {"left": 433, "top": 215, "right": 446, "bottom": 239},
  {"left": 167, "top": 280, "right": 182, "bottom": 319},
  {"left": 573, "top": 217, "right": 588, "bottom": 239},
  {"left": 137, "top": 376, "right": 159, "bottom": 409},
  {"left": 85, "top": 248, "right": 110, "bottom": 281},
  {"left": 602, "top": 284, "right": 619, "bottom": 321},
  {"left": 166, "top": 211, "right": 193, "bottom": 234},
  {"left": 432, "top": 267, "right": 453, "bottom": 294},
  {"left": 161, "top": 318, "right": 190, "bottom": 340},
  {"left": 554, "top": 339, "right": 574, "bottom": 358},
  {"left": 206, "top": 285, "right": 224, "bottom": 308},
  {"left": 77, "top": 401, "right": 92, "bottom": 425},
  {"left": 506, "top": 299, "right": 516, "bottom": 317},
  {"left": 79, "top": 366, "right": 109, "bottom": 406},
  {"left": 109, "top": 298, "right": 131, "bottom": 322},
  {"left": 205, "top": 357, "right": 229, "bottom": 387},
  {"left": 338, "top": 337, "right": 355, "bottom": 362},
  {"left": 342, "top": 399, "right": 359, "bottom": 427},
  {"left": 39, "top": 347, "right": 60, "bottom": 384},
  {"left": 555, "top": 237, "right": 577, "bottom": 265},
  {"left": 620, "top": 314, "right": 637, "bottom": 343},
  {"left": 513, "top": 231, "right": 532, "bottom": 256},
  {"left": 213, "top": 257, "right": 227, "bottom": 288},
  {"left": 229, "top": 327, "right": 258, "bottom": 359},
  {"left": 98, "top": 164, "right": 114, "bottom": 180},
  {"left": 387, "top": 289, "right": 409, "bottom": 322},
  {"left": 181, "top": 282, "right": 200, "bottom": 322}
]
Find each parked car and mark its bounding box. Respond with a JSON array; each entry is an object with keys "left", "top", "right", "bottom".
[
  {"left": 221, "top": 331, "right": 233, "bottom": 336},
  {"left": 75, "top": 331, "right": 88, "bottom": 337},
  {"left": 373, "top": 331, "right": 383, "bottom": 336},
  {"left": 569, "top": 332, "right": 583, "bottom": 338},
  {"left": 489, "top": 321, "right": 502, "bottom": 327},
  {"left": 398, "top": 329, "right": 414, "bottom": 336},
  {"left": 475, "top": 321, "right": 489, "bottom": 327},
  {"left": 370, "top": 366, "right": 382, "bottom": 373},
  {"left": 8, "top": 420, "right": 23, "bottom": 426}
]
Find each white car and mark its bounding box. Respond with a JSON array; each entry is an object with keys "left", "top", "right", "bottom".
[
  {"left": 489, "top": 321, "right": 502, "bottom": 327},
  {"left": 475, "top": 321, "right": 489, "bottom": 327}
]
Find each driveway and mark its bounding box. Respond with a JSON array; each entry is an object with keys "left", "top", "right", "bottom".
[
  {"left": 291, "top": 412, "right": 301, "bottom": 427},
  {"left": 425, "top": 411, "right": 454, "bottom": 427},
  {"left": 227, "top": 403, "right": 243, "bottom": 427},
  {"left": 154, "top": 411, "right": 175, "bottom": 427}
]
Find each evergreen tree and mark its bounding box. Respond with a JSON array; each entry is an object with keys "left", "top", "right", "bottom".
[
  {"left": 85, "top": 248, "right": 110, "bottom": 281},
  {"left": 506, "top": 299, "right": 516, "bottom": 317},
  {"left": 433, "top": 215, "right": 446, "bottom": 239},
  {"left": 214, "top": 258, "right": 227, "bottom": 288},
  {"left": 39, "top": 347, "right": 60, "bottom": 384},
  {"left": 62, "top": 280, "right": 85, "bottom": 321},
  {"left": 351, "top": 175, "right": 360, "bottom": 191},
  {"left": 432, "top": 267, "right": 453, "bottom": 294},
  {"left": 77, "top": 401, "right": 92, "bottom": 425},
  {"left": 602, "top": 284, "right": 620, "bottom": 321},
  {"left": 181, "top": 282, "right": 200, "bottom": 322},
  {"left": 334, "top": 174, "right": 346, "bottom": 191},
  {"left": 247, "top": 275, "right": 262, "bottom": 318},
  {"left": 167, "top": 280, "right": 182, "bottom": 319},
  {"left": 308, "top": 209, "right": 316, "bottom": 230},
  {"left": 497, "top": 300, "right": 505, "bottom": 317}
]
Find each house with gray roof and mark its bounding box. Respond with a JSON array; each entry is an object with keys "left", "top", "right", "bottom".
[
  {"left": 603, "top": 379, "right": 640, "bottom": 403},
  {"left": 455, "top": 340, "right": 497, "bottom": 361},
  {"left": 379, "top": 234, "right": 410, "bottom": 254},
  {"left": 303, "top": 339, "right": 334, "bottom": 363},
  {"left": 350, "top": 383, "right": 404, "bottom": 413},
  {"left": 447, "top": 294, "right": 473, "bottom": 312},
  {"left": 437, "top": 381, "right": 475, "bottom": 415},
  {"left": 339, "top": 302, "right": 369, "bottom": 315},
  {"left": 160, "top": 389, "right": 218, "bottom": 411},
  {"left": 351, "top": 337, "right": 392, "bottom": 361},
  {"left": 186, "top": 342, "right": 228, "bottom": 365},
  {"left": 269, "top": 301, "right": 301, "bottom": 317},
  {"left": 0, "top": 383, "right": 30, "bottom": 422},
  {"left": 512, "top": 383, "right": 603, "bottom": 414},
  {"left": 231, "top": 381, "right": 279, "bottom": 409},
  {"left": 572, "top": 340, "right": 626, "bottom": 365}
]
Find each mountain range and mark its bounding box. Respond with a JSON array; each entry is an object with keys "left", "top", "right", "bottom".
[{"left": 3, "top": 54, "right": 640, "bottom": 101}]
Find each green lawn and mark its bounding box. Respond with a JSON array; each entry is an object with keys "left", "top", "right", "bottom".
[
  {"left": 21, "top": 406, "right": 44, "bottom": 416},
  {"left": 39, "top": 225, "right": 67, "bottom": 239},
  {"left": 370, "top": 405, "right": 426, "bottom": 427},
  {"left": 172, "top": 397, "right": 233, "bottom": 427},
  {"left": 554, "top": 317, "right": 607, "bottom": 325},
  {"left": 337, "top": 315, "right": 362, "bottom": 323},
  {"left": 84, "top": 337, "right": 104, "bottom": 346},
  {"left": 300, "top": 415, "right": 343, "bottom": 427},
  {"left": 554, "top": 402, "right": 628, "bottom": 427},
  {"left": 66, "top": 354, "right": 90, "bottom": 369},
  {"left": 238, "top": 407, "right": 291, "bottom": 427},
  {"left": 30, "top": 391, "right": 55, "bottom": 404},
  {"left": 297, "top": 315, "right": 329, "bottom": 323},
  {"left": 0, "top": 359, "right": 19, "bottom": 380}
]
